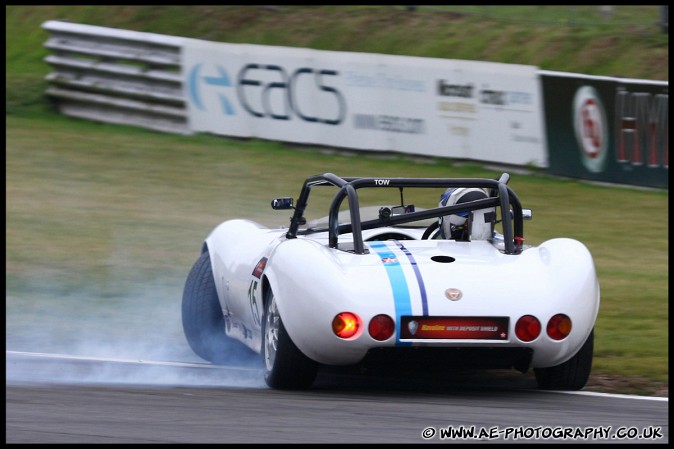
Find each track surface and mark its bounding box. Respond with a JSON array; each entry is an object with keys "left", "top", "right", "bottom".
[{"left": 6, "top": 352, "right": 668, "bottom": 444}]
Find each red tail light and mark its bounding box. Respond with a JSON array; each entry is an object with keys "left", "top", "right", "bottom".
[
  {"left": 547, "top": 314, "right": 572, "bottom": 340},
  {"left": 368, "top": 314, "right": 395, "bottom": 341},
  {"left": 332, "top": 312, "right": 360, "bottom": 339},
  {"left": 515, "top": 315, "right": 541, "bottom": 342}
]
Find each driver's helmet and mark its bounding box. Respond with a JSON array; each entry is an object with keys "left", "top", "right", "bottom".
[{"left": 439, "top": 187, "right": 495, "bottom": 241}]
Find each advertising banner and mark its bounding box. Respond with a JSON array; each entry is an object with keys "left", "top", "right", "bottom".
[
  {"left": 183, "top": 40, "right": 547, "bottom": 167},
  {"left": 541, "top": 71, "right": 668, "bottom": 188}
]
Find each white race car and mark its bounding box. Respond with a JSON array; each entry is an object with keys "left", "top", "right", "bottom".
[{"left": 182, "top": 173, "right": 600, "bottom": 390}]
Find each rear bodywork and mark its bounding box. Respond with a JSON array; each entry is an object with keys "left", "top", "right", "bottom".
[{"left": 201, "top": 173, "right": 600, "bottom": 375}]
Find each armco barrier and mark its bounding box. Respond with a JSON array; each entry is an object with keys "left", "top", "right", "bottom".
[
  {"left": 42, "top": 20, "right": 191, "bottom": 135},
  {"left": 41, "top": 20, "right": 547, "bottom": 168}
]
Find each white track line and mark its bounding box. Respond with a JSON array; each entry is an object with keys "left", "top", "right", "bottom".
[
  {"left": 7, "top": 350, "right": 667, "bottom": 401},
  {"left": 6, "top": 350, "right": 259, "bottom": 373},
  {"left": 535, "top": 388, "right": 668, "bottom": 402}
]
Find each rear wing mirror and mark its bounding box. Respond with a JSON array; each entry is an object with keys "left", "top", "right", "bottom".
[{"left": 271, "top": 197, "right": 294, "bottom": 210}]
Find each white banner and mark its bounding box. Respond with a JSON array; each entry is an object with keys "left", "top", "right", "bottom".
[{"left": 183, "top": 40, "right": 547, "bottom": 167}]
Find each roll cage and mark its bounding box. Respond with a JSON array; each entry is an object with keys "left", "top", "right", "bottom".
[{"left": 281, "top": 173, "right": 525, "bottom": 255}]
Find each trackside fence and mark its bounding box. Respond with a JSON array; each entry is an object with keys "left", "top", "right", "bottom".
[
  {"left": 42, "top": 20, "right": 191, "bottom": 134},
  {"left": 41, "top": 20, "right": 668, "bottom": 188}
]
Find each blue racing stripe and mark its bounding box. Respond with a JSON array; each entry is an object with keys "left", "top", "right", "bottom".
[
  {"left": 394, "top": 240, "right": 429, "bottom": 316},
  {"left": 369, "top": 241, "right": 412, "bottom": 345}
]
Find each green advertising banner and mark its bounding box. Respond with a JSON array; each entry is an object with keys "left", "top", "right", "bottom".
[{"left": 541, "top": 72, "right": 668, "bottom": 189}]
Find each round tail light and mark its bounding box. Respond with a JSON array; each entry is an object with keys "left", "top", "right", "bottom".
[
  {"left": 515, "top": 315, "right": 541, "bottom": 342},
  {"left": 547, "top": 314, "right": 572, "bottom": 340},
  {"left": 332, "top": 312, "right": 360, "bottom": 339},
  {"left": 368, "top": 314, "right": 395, "bottom": 341}
]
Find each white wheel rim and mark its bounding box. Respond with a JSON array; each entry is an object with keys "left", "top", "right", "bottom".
[{"left": 264, "top": 295, "right": 279, "bottom": 371}]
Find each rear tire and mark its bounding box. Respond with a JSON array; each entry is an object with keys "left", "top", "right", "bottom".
[
  {"left": 534, "top": 329, "right": 594, "bottom": 390},
  {"left": 262, "top": 289, "right": 318, "bottom": 389},
  {"left": 181, "top": 250, "right": 251, "bottom": 364}
]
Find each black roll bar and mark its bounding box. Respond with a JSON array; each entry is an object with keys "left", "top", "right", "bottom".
[{"left": 285, "top": 173, "right": 524, "bottom": 255}]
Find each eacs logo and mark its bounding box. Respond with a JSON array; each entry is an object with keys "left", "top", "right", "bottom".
[
  {"left": 188, "top": 62, "right": 346, "bottom": 125},
  {"left": 188, "top": 63, "right": 236, "bottom": 116},
  {"left": 236, "top": 64, "right": 346, "bottom": 125}
]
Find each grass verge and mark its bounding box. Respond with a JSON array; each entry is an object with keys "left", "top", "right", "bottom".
[{"left": 6, "top": 114, "right": 668, "bottom": 396}]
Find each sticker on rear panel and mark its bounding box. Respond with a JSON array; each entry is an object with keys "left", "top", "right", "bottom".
[{"left": 401, "top": 316, "right": 509, "bottom": 340}]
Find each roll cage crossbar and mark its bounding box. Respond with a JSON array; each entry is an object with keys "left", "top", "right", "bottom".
[{"left": 285, "top": 173, "right": 524, "bottom": 255}]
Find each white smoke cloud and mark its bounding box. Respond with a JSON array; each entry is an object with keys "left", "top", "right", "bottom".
[{"left": 6, "top": 277, "right": 266, "bottom": 388}]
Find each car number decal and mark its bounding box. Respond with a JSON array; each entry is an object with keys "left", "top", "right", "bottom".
[
  {"left": 369, "top": 241, "right": 412, "bottom": 345},
  {"left": 247, "top": 280, "right": 261, "bottom": 328},
  {"left": 247, "top": 257, "right": 268, "bottom": 328}
]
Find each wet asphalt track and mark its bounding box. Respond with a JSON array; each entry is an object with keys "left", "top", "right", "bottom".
[{"left": 5, "top": 352, "right": 668, "bottom": 444}]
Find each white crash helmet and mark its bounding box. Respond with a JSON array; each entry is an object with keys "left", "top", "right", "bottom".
[{"left": 439, "top": 187, "right": 495, "bottom": 241}]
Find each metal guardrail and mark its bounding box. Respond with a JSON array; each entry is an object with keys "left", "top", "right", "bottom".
[{"left": 42, "top": 20, "right": 191, "bottom": 135}]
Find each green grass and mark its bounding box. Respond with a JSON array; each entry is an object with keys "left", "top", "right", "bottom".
[
  {"left": 6, "top": 114, "right": 668, "bottom": 396},
  {"left": 5, "top": 5, "right": 668, "bottom": 396},
  {"left": 4, "top": 5, "right": 668, "bottom": 117}
]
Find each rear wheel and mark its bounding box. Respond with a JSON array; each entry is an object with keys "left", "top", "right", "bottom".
[
  {"left": 534, "top": 329, "right": 594, "bottom": 390},
  {"left": 182, "top": 250, "right": 251, "bottom": 364},
  {"left": 262, "top": 289, "right": 318, "bottom": 389}
]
